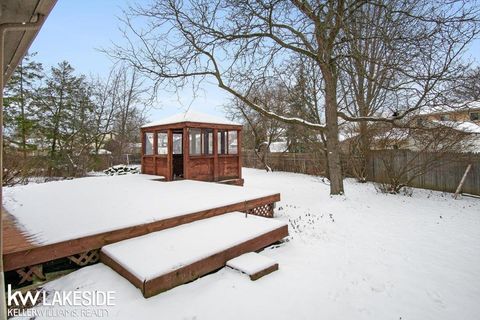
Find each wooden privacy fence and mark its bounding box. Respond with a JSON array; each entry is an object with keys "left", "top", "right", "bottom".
[
  {"left": 89, "top": 153, "right": 141, "bottom": 171},
  {"left": 366, "top": 150, "right": 480, "bottom": 195},
  {"left": 242, "top": 150, "right": 326, "bottom": 176},
  {"left": 242, "top": 150, "right": 480, "bottom": 196}
]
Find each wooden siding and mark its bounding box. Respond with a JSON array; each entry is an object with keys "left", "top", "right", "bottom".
[
  {"left": 187, "top": 157, "right": 214, "bottom": 181},
  {"left": 218, "top": 156, "right": 239, "bottom": 180},
  {"left": 142, "top": 156, "right": 155, "bottom": 174},
  {"left": 155, "top": 157, "right": 168, "bottom": 177}
]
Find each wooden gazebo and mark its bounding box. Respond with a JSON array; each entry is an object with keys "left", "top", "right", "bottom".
[{"left": 141, "top": 111, "right": 244, "bottom": 185}]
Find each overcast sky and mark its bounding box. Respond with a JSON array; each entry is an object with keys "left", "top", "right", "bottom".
[
  {"left": 30, "top": 0, "right": 480, "bottom": 122},
  {"left": 30, "top": 0, "right": 230, "bottom": 121}
]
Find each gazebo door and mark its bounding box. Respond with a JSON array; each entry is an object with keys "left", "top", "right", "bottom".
[{"left": 172, "top": 130, "right": 184, "bottom": 179}]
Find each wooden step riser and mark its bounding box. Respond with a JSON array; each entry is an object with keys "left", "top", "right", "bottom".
[{"left": 250, "top": 263, "right": 279, "bottom": 281}]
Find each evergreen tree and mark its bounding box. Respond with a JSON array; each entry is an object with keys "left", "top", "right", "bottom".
[
  {"left": 3, "top": 52, "right": 43, "bottom": 159},
  {"left": 36, "top": 61, "right": 91, "bottom": 175}
]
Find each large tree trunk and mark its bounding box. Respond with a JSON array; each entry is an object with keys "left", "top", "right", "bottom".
[
  {"left": 324, "top": 73, "right": 344, "bottom": 195},
  {"left": 358, "top": 120, "right": 370, "bottom": 181},
  {"left": 325, "top": 113, "right": 344, "bottom": 194}
]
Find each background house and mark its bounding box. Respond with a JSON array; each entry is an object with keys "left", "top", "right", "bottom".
[{"left": 418, "top": 102, "right": 480, "bottom": 123}]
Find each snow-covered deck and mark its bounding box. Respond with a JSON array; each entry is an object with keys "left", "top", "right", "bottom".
[
  {"left": 100, "top": 212, "right": 288, "bottom": 297},
  {"left": 3, "top": 174, "right": 280, "bottom": 271}
]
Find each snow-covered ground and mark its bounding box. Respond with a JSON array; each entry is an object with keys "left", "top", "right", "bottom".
[{"left": 12, "top": 168, "right": 480, "bottom": 320}]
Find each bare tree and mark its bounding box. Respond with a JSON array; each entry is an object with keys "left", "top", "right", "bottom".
[
  {"left": 338, "top": 1, "right": 479, "bottom": 181},
  {"left": 89, "top": 69, "right": 120, "bottom": 155},
  {"left": 370, "top": 121, "right": 473, "bottom": 193},
  {"left": 452, "top": 66, "right": 480, "bottom": 101},
  {"left": 105, "top": 66, "right": 148, "bottom": 162},
  {"left": 225, "top": 84, "right": 287, "bottom": 171},
  {"left": 108, "top": 0, "right": 478, "bottom": 195}
]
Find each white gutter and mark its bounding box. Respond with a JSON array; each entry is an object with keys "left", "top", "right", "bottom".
[{"left": 0, "top": 14, "right": 45, "bottom": 320}]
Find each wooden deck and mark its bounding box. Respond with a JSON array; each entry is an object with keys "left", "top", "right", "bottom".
[
  {"left": 2, "top": 193, "right": 280, "bottom": 272},
  {"left": 100, "top": 212, "right": 288, "bottom": 298},
  {"left": 2, "top": 211, "right": 37, "bottom": 254}
]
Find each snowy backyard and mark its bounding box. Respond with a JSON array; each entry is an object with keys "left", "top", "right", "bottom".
[{"left": 10, "top": 168, "right": 480, "bottom": 320}]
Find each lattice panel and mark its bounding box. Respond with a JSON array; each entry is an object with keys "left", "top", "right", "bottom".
[
  {"left": 16, "top": 265, "right": 45, "bottom": 284},
  {"left": 246, "top": 203, "right": 275, "bottom": 218},
  {"left": 68, "top": 249, "right": 100, "bottom": 266}
]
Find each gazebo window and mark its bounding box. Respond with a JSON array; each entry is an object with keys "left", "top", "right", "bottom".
[
  {"left": 218, "top": 130, "right": 227, "bottom": 154},
  {"left": 189, "top": 129, "right": 202, "bottom": 155},
  {"left": 228, "top": 131, "right": 238, "bottom": 154},
  {"left": 218, "top": 130, "right": 238, "bottom": 155},
  {"left": 144, "top": 132, "right": 154, "bottom": 155},
  {"left": 157, "top": 131, "right": 168, "bottom": 155},
  {"left": 190, "top": 128, "right": 214, "bottom": 156},
  {"left": 173, "top": 133, "right": 183, "bottom": 154},
  {"left": 203, "top": 129, "right": 213, "bottom": 155}
]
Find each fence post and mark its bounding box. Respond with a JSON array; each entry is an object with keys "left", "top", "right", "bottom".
[{"left": 454, "top": 164, "right": 472, "bottom": 199}]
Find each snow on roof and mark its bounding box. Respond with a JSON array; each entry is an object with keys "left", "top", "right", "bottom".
[
  {"left": 373, "top": 127, "right": 410, "bottom": 141},
  {"left": 468, "top": 137, "right": 480, "bottom": 153},
  {"left": 89, "top": 148, "right": 112, "bottom": 155},
  {"left": 142, "top": 110, "right": 241, "bottom": 128},
  {"left": 338, "top": 131, "right": 352, "bottom": 142},
  {"left": 432, "top": 120, "right": 480, "bottom": 134},
  {"left": 419, "top": 101, "right": 480, "bottom": 115},
  {"left": 269, "top": 141, "right": 288, "bottom": 153}
]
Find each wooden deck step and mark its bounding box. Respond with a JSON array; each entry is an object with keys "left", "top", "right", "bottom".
[
  {"left": 227, "top": 252, "right": 278, "bottom": 280},
  {"left": 100, "top": 212, "right": 288, "bottom": 298}
]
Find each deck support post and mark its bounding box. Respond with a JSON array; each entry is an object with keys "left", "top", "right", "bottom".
[
  {"left": 167, "top": 129, "right": 173, "bottom": 181},
  {"left": 141, "top": 131, "right": 145, "bottom": 174},
  {"left": 237, "top": 129, "right": 242, "bottom": 181},
  {"left": 153, "top": 131, "right": 158, "bottom": 175},
  {"left": 213, "top": 128, "right": 219, "bottom": 181},
  {"left": 183, "top": 127, "right": 189, "bottom": 179}
]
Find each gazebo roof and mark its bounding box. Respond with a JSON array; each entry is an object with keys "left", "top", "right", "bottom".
[{"left": 142, "top": 110, "right": 241, "bottom": 128}]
